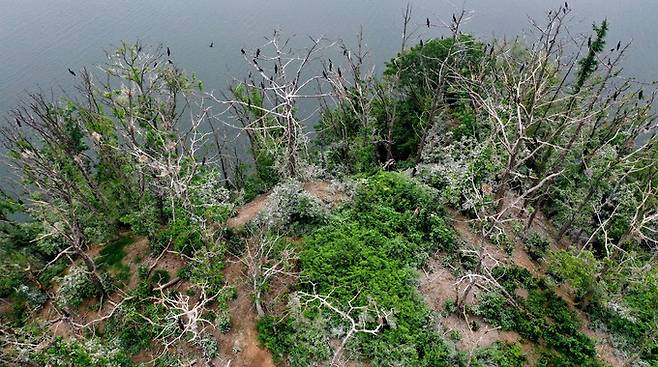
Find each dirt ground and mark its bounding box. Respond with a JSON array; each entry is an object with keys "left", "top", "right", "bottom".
[
  {"left": 427, "top": 209, "right": 626, "bottom": 367},
  {"left": 213, "top": 260, "right": 275, "bottom": 367}
]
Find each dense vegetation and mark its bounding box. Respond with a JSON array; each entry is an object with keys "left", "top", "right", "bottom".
[{"left": 1, "top": 5, "right": 656, "bottom": 367}]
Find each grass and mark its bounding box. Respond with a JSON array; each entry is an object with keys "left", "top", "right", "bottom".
[{"left": 95, "top": 236, "right": 133, "bottom": 284}]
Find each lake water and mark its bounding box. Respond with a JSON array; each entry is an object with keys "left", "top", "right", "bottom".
[{"left": 1, "top": 0, "right": 657, "bottom": 185}]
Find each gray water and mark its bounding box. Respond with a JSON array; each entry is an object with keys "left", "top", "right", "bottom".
[{"left": 1, "top": 0, "right": 657, "bottom": 186}]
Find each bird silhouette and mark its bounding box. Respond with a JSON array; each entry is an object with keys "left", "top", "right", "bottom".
[
  {"left": 337, "top": 67, "right": 342, "bottom": 78},
  {"left": 564, "top": 1, "right": 568, "bottom": 9},
  {"left": 419, "top": 39, "right": 424, "bottom": 47},
  {"left": 68, "top": 68, "right": 76, "bottom": 77},
  {"left": 167, "top": 47, "right": 171, "bottom": 57},
  {"left": 153, "top": 62, "right": 158, "bottom": 68},
  {"left": 256, "top": 48, "right": 261, "bottom": 57},
  {"left": 329, "top": 59, "right": 333, "bottom": 71},
  {"left": 616, "top": 41, "right": 621, "bottom": 51},
  {"left": 241, "top": 48, "right": 246, "bottom": 55},
  {"left": 209, "top": 42, "right": 214, "bottom": 48},
  {"left": 274, "top": 64, "right": 278, "bottom": 74},
  {"left": 639, "top": 90, "right": 644, "bottom": 100},
  {"left": 426, "top": 18, "right": 430, "bottom": 28}
]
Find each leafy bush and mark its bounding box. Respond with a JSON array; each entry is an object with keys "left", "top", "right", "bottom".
[
  {"left": 473, "top": 267, "right": 603, "bottom": 366},
  {"left": 525, "top": 232, "right": 550, "bottom": 261},
  {"left": 32, "top": 336, "right": 135, "bottom": 367},
  {"left": 257, "top": 314, "right": 332, "bottom": 367},
  {"left": 472, "top": 342, "right": 526, "bottom": 367},
  {"left": 56, "top": 266, "right": 102, "bottom": 309},
  {"left": 547, "top": 249, "right": 602, "bottom": 305},
  {"left": 260, "top": 172, "right": 457, "bottom": 366},
  {"left": 253, "top": 180, "right": 329, "bottom": 235}
]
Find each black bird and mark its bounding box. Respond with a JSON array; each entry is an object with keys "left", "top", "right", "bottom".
[
  {"left": 167, "top": 47, "right": 171, "bottom": 57},
  {"left": 337, "top": 67, "right": 342, "bottom": 78},
  {"left": 616, "top": 41, "right": 621, "bottom": 51},
  {"left": 168, "top": 59, "right": 173, "bottom": 65},
  {"left": 419, "top": 39, "right": 424, "bottom": 47},
  {"left": 343, "top": 49, "right": 348, "bottom": 56},
  {"left": 241, "top": 48, "right": 246, "bottom": 55},
  {"left": 256, "top": 48, "right": 261, "bottom": 57},
  {"left": 202, "top": 156, "right": 206, "bottom": 166},
  {"left": 209, "top": 42, "right": 214, "bottom": 48},
  {"left": 564, "top": 1, "right": 568, "bottom": 9},
  {"left": 639, "top": 90, "right": 644, "bottom": 100},
  {"left": 426, "top": 18, "right": 431, "bottom": 28},
  {"left": 68, "top": 68, "right": 76, "bottom": 77},
  {"left": 587, "top": 37, "right": 592, "bottom": 48},
  {"left": 153, "top": 62, "right": 158, "bottom": 68},
  {"left": 329, "top": 59, "right": 333, "bottom": 71},
  {"left": 274, "top": 64, "right": 278, "bottom": 74}
]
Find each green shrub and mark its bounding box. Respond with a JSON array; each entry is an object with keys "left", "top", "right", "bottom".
[
  {"left": 472, "top": 342, "right": 526, "bottom": 367},
  {"left": 56, "top": 266, "right": 102, "bottom": 309},
  {"left": 525, "top": 232, "right": 549, "bottom": 261}
]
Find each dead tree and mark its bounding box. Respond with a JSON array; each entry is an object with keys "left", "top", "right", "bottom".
[
  {"left": 298, "top": 288, "right": 393, "bottom": 366},
  {"left": 211, "top": 30, "right": 335, "bottom": 180}
]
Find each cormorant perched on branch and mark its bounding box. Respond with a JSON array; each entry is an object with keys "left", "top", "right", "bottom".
[
  {"left": 256, "top": 48, "right": 261, "bottom": 57},
  {"left": 329, "top": 59, "right": 333, "bottom": 71},
  {"left": 209, "top": 42, "right": 214, "bottom": 48},
  {"left": 419, "top": 39, "right": 424, "bottom": 47},
  {"left": 241, "top": 48, "right": 246, "bottom": 55},
  {"left": 68, "top": 68, "right": 76, "bottom": 77},
  {"left": 337, "top": 67, "right": 342, "bottom": 78},
  {"left": 167, "top": 47, "right": 171, "bottom": 57},
  {"left": 426, "top": 18, "right": 430, "bottom": 28}
]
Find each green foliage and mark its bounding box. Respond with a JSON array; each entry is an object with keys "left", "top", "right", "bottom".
[
  {"left": 257, "top": 314, "right": 332, "bottom": 367},
  {"left": 472, "top": 342, "right": 527, "bottom": 367},
  {"left": 574, "top": 20, "right": 608, "bottom": 93},
  {"left": 473, "top": 267, "right": 603, "bottom": 366},
  {"left": 261, "top": 172, "right": 457, "bottom": 366},
  {"left": 33, "top": 336, "right": 135, "bottom": 367},
  {"left": 525, "top": 232, "right": 550, "bottom": 261},
  {"left": 56, "top": 266, "right": 102, "bottom": 309},
  {"left": 149, "top": 269, "right": 171, "bottom": 286},
  {"left": 155, "top": 211, "right": 204, "bottom": 255},
  {"left": 547, "top": 249, "right": 601, "bottom": 303},
  {"left": 253, "top": 180, "right": 329, "bottom": 235}
]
